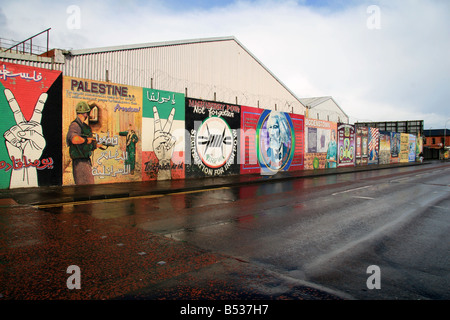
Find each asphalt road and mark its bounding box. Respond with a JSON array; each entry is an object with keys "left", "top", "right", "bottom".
[
  {"left": 1, "top": 162, "right": 449, "bottom": 306},
  {"left": 140, "top": 162, "right": 450, "bottom": 300}
]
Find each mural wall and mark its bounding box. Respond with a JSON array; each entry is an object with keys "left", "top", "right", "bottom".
[
  {"left": 240, "top": 106, "right": 304, "bottom": 175},
  {"left": 141, "top": 88, "right": 185, "bottom": 180},
  {"left": 0, "top": 61, "right": 425, "bottom": 190},
  {"left": 337, "top": 123, "right": 355, "bottom": 167},
  {"left": 399, "top": 133, "right": 410, "bottom": 163},
  {"left": 355, "top": 126, "right": 369, "bottom": 166},
  {"left": 62, "top": 76, "right": 142, "bottom": 185},
  {"left": 0, "top": 62, "right": 62, "bottom": 189},
  {"left": 390, "top": 132, "right": 401, "bottom": 164},
  {"left": 186, "top": 98, "right": 240, "bottom": 177},
  {"left": 416, "top": 133, "right": 423, "bottom": 159},
  {"left": 408, "top": 134, "right": 416, "bottom": 162},
  {"left": 379, "top": 131, "right": 391, "bottom": 165},
  {"left": 305, "top": 118, "right": 337, "bottom": 169},
  {"left": 368, "top": 127, "right": 380, "bottom": 165}
]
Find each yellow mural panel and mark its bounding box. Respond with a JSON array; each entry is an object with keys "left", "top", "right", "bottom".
[{"left": 62, "top": 77, "right": 142, "bottom": 185}]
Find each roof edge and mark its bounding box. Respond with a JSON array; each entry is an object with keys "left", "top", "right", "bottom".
[
  {"left": 300, "top": 96, "right": 349, "bottom": 119},
  {"left": 68, "top": 36, "right": 306, "bottom": 108},
  {"left": 69, "top": 36, "right": 237, "bottom": 55},
  {"left": 299, "top": 96, "right": 332, "bottom": 108},
  {"left": 231, "top": 37, "right": 305, "bottom": 108}
]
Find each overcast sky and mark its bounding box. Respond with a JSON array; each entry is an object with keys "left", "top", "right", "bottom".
[{"left": 2, "top": 0, "right": 449, "bottom": 129}]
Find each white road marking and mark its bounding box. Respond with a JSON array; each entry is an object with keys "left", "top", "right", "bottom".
[
  {"left": 352, "top": 196, "right": 375, "bottom": 200},
  {"left": 332, "top": 185, "right": 373, "bottom": 196}
]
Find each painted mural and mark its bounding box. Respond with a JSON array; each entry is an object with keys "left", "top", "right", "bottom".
[
  {"left": 337, "top": 123, "right": 355, "bottom": 167},
  {"left": 240, "top": 106, "right": 259, "bottom": 173},
  {"left": 0, "top": 62, "right": 62, "bottom": 189},
  {"left": 399, "top": 133, "right": 410, "bottom": 163},
  {"left": 0, "top": 61, "right": 427, "bottom": 190},
  {"left": 390, "top": 132, "right": 400, "bottom": 163},
  {"left": 240, "top": 106, "right": 304, "bottom": 174},
  {"left": 368, "top": 127, "right": 379, "bottom": 165},
  {"left": 62, "top": 76, "right": 142, "bottom": 185},
  {"left": 186, "top": 98, "right": 240, "bottom": 177},
  {"left": 355, "top": 126, "right": 369, "bottom": 166},
  {"left": 416, "top": 133, "right": 423, "bottom": 159},
  {"left": 305, "top": 118, "right": 337, "bottom": 169},
  {"left": 141, "top": 88, "right": 185, "bottom": 180},
  {"left": 408, "top": 134, "right": 416, "bottom": 162},
  {"left": 379, "top": 131, "right": 391, "bottom": 165}
]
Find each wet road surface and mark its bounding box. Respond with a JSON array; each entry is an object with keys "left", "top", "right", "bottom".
[{"left": 1, "top": 162, "right": 449, "bottom": 304}]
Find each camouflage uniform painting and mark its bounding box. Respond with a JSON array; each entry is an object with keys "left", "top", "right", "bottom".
[
  {"left": 66, "top": 102, "right": 97, "bottom": 185},
  {"left": 119, "top": 130, "right": 139, "bottom": 174}
]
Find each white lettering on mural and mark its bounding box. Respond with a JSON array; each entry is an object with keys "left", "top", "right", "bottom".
[
  {"left": 91, "top": 133, "right": 131, "bottom": 178},
  {"left": 193, "top": 106, "right": 206, "bottom": 114},
  {"left": 96, "top": 149, "right": 128, "bottom": 165},
  {"left": 305, "top": 118, "right": 331, "bottom": 128},
  {"left": 190, "top": 126, "right": 237, "bottom": 176},
  {"left": 92, "top": 164, "right": 131, "bottom": 178},
  {"left": 93, "top": 133, "right": 119, "bottom": 146},
  {"left": 0, "top": 65, "right": 43, "bottom": 82},
  {"left": 224, "top": 130, "right": 238, "bottom": 171},
  {"left": 147, "top": 91, "right": 176, "bottom": 105},
  {"left": 188, "top": 99, "right": 240, "bottom": 118}
]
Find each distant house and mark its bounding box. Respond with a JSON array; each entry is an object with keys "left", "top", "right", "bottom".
[
  {"left": 423, "top": 129, "right": 450, "bottom": 159},
  {"left": 299, "top": 96, "right": 349, "bottom": 123},
  {"left": 354, "top": 120, "right": 424, "bottom": 136}
]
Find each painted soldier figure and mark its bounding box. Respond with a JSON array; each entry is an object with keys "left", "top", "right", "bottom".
[
  {"left": 66, "top": 101, "right": 99, "bottom": 185},
  {"left": 119, "top": 127, "right": 139, "bottom": 175}
]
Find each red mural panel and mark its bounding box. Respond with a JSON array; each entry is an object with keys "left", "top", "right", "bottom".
[
  {"left": 0, "top": 62, "right": 62, "bottom": 189},
  {"left": 240, "top": 106, "right": 304, "bottom": 175}
]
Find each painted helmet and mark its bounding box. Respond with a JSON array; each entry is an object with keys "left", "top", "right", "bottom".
[{"left": 76, "top": 101, "right": 91, "bottom": 114}]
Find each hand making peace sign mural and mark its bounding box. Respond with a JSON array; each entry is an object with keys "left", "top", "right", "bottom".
[
  {"left": 141, "top": 88, "right": 185, "bottom": 181},
  {"left": 0, "top": 62, "right": 62, "bottom": 189}
]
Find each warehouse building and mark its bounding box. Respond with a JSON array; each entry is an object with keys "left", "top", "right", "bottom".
[
  {"left": 1, "top": 35, "right": 307, "bottom": 116},
  {"left": 299, "top": 96, "right": 349, "bottom": 124},
  {"left": 355, "top": 120, "right": 424, "bottom": 136},
  {"left": 423, "top": 129, "right": 450, "bottom": 160},
  {"left": 1, "top": 33, "right": 357, "bottom": 189}
]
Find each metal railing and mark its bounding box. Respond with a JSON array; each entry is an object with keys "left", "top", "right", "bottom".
[{"left": 2, "top": 28, "right": 51, "bottom": 56}]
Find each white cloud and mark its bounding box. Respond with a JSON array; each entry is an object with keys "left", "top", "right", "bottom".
[{"left": 2, "top": 0, "right": 449, "bottom": 129}]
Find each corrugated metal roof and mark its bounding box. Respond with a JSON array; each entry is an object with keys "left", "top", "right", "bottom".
[
  {"left": 68, "top": 36, "right": 305, "bottom": 109},
  {"left": 1, "top": 36, "right": 322, "bottom": 115},
  {"left": 299, "top": 96, "right": 333, "bottom": 108},
  {"left": 69, "top": 36, "right": 237, "bottom": 55},
  {"left": 299, "top": 96, "right": 349, "bottom": 118}
]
